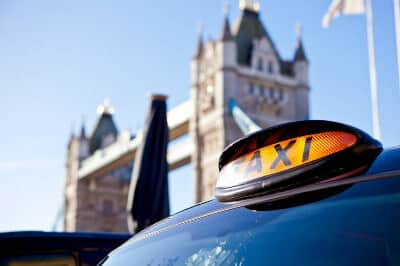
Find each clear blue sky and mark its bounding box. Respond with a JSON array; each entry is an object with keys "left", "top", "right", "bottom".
[{"left": 0, "top": 0, "right": 398, "bottom": 232}]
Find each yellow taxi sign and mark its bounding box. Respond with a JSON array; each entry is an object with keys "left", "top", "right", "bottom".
[{"left": 216, "top": 131, "right": 357, "bottom": 189}]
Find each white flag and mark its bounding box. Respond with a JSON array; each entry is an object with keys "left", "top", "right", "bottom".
[{"left": 322, "top": 0, "right": 366, "bottom": 28}]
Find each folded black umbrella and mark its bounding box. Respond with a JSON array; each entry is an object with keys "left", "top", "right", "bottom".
[{"left": 127, "top": 94, "right": 170, "bottom": 233}]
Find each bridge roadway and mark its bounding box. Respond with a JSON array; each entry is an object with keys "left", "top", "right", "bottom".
[
  {"left": 78, "top": 100, "right": 192, "bottom": 180},
  {"left": 77, "top": 98, "right": 281, "bottom": 180}
]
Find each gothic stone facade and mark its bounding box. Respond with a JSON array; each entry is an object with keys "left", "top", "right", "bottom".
[
  {"left": 64, "top": 110, "right": 132, "bottom": 232},
  {"left": 190, "top": 5, "right": 309, "bottom": 202}
]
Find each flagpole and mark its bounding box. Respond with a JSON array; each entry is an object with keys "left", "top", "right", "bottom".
[
  {"left": 394, "top": 0, "right": 400, "bottom": 91},
  {"left": 365, "top": 0, "right": 382, "bottom": 140}
]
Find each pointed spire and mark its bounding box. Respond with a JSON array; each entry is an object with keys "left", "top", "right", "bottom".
[
  {"left": 193, "top": 23, "right": 204, "bottom": 59},
  {"left": 294, "top": 24, "right": 308, "bottom": 62},
  {"left": 79, "top": 117, "right": 87, "bottom": 140},
  {"left": 90, "top": 99, "right": 119, "bottom": 153},
  {"left": 220, "top": 3, "right": 234, "bottom": 41},
  {"left": 69, "top": 122, "right": 76, "bottom": 139},
  {"left": 67, "top": 122, "right": 76, "bottom": 148}
]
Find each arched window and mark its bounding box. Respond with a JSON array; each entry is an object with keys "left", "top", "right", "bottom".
[
  {"left": 277, "top": 88, "right": 284, "bottom": 101},
  {"left": 259, "top": 85, "right": 265, "bottom": 96},
  {"left": 268, "top": 61, "right": 274, "bottom": 74},
  {"left": 249, "top": 83, "right": 255, "bottom": 95}
]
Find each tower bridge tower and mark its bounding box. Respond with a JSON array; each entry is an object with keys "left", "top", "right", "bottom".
[
  {"left": 63, "top": 1, "right": 310, "bottom": 232},
  {"left": 190, "top": 1, "right": 310, "bottom": 202}
]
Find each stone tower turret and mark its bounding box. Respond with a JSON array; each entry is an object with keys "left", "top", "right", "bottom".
[
  {"left": 191, "top": 1, "right": 311, "bottom": 202},
  {"left": 64, "top": 123, "right": 93, "bottom": 231},
  {"left": 293, "top": 26, "right": 310, "bottom": 120},
  {"left": 293, "top": 25, "right": 309, "bottom": 85},
  {"left": 63, "top": 132, "right": 80, "bottom": 231},
  {"left": 64, "top": 100, "right": 129, "bottom": 232}
]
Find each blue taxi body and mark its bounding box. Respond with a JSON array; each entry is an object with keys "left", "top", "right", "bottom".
[{"left": 100, "top": 121, "right": 400, "bottom": 266}]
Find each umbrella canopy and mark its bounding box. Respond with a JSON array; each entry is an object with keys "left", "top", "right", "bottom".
[{"left": 127, "top": 94, "right": 170, "bottom": 233}]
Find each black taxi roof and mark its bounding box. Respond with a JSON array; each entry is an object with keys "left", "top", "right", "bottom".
[
  {"left": 0, "top": 231, "right": 130, "bottom": 250},
  {"left": 0, "top": 231, "right": 130, "bottom": 264},
  {"left": 118, "top": 145, "right": 400, "bottom": 247}
]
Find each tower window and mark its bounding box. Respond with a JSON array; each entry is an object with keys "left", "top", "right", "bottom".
[
  {"left": 268, "top": 61, "right": 274, "bottom": 74},
  {"left": 277, "top": 88, "right": 284, "bottom": 101},
  {"left": 257, "top": 58, "right": 264, "bottom": 71},
  {"left": 259, "top": 85, "right": 265, "bottom": 96},
  {"left": 266, "top": 87, "right": 273, "bottom": 98},
  {"left": 249, "top": 83, "right": 255, "bottom": 95},
  {"left": 102, "top": 199, "right": 114, "bottom": 215}
]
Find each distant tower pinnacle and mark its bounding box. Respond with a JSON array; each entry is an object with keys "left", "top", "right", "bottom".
[
  {"left": 193, "top": 22, "right": 204, "bottom": 59},
  {"left": 239, "top": 0, "right": 260, "bottom": 12},
  {"left": 80, "top": 116, "right": 87, "bottom": 139},
  {"left": 224, "top": 1, "right": 230, "bottom": 16},
  {"left": 294, "top": 23, "right": 308, "bottom": 62},
  {"left": 296, "top": 23, "right": 302, "bottom": 42},
  {"left": 69, "top": 122, "right": 76, "bottom": 140},
  {"left": 220, "top": 16, "right": 233, "bottom": 41},
  {"left": 96, "top": 98, "right": 115, "bottom": 115}
]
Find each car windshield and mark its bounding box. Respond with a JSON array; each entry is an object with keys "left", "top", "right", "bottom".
[{"left": 102, "top": 176, "right": 400, "bottom": 266}]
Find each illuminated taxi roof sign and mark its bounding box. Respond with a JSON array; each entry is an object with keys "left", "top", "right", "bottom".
[
  {"left": 216, "top": 120, "right": 381, "bottom": 202},
  {"left": 217, "top": 131, "right": 356, "bottom": 188}
]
